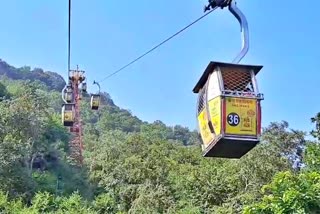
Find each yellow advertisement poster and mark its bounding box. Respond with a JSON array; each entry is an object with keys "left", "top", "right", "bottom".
[
  {"left": 208, "top": 97, "right": 221, "bottom": 135},
  {"left": 225, "top": 97, "right": 257, "bottom": 136},
  {"left": 198, "top": 110, "right": 214, "bottom": 147}
]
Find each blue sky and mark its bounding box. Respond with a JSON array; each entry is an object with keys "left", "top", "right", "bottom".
[{"left": 0, "top": 0, "right": 319, "bottom": 135}]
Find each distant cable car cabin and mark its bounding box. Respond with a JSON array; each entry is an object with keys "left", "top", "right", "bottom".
[
  {"left": 91, "top": 80, "right": 101, "bottom": 110},
  {"left": 90, "top": 94, "right": 100, "bottom": 110},
  {"left": 62, "top": 103, "right": 75, "bottom": 126},
  {"left": 64, "top": 92, "right": 73, "bottom": 103},
  {"left": 193, "top": 61, "right": 264, "bottom": 158},
  {"left": 64, "top": 85, "right": 73, "bottom": 103},
  {"left": 81, "top": 82, "right": 87, "bottom": 92}
]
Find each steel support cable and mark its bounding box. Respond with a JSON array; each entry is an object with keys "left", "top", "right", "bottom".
[
  {"left": 97, "top": 7, "right": 217, "bottom": 84},
  {"left": 68, "top": 0, "right": 71, "bottom": 74},
  {"left": 62, "top": 0, "right": 72, "bottom": 103}
]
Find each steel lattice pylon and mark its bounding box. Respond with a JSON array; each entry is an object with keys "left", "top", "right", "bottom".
[{"left": 67, "top": 68, "right": 85, "bottom": 166}]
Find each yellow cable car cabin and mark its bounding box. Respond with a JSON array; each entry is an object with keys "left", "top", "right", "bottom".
[
  {"left": 62, "top": 103, "right": 75, "bottom": 126},
  {"left": 193, "top": 61, "right": 264, "bottom": 158},
  {"left": 90, "top": 94, "right": 100, "bottom": 110}
]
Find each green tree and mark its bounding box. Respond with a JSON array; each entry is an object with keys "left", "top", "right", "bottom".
[
  {"left": 243, "top": 171, "right": 320, "bottom": 214},
  {"left": 311, "top": 112, "right": 320, "bottom": 140}
]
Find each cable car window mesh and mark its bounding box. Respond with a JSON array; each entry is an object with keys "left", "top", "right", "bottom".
[
  {"left": 221, "top": 69, "right": 254, "bottom": 92},
  {"left": 197, "top": 82, "right": 207, "bottom": 115}
]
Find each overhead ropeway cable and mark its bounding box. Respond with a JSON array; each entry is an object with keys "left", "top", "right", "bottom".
[{"left": 95, "top": 7, "right": 218, "bottom": 84}]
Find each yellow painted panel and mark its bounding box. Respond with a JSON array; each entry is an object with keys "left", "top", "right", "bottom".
[
  {"left": 64, "top": 112, "right": 73, "bottom": 122},
  {"left": 225, "top": 97, "right": 257, "bottom": 136},
  {"left": 198, "top": 110, "right": 214, "bottom": 147},
  {"left": 208, "top": 97, "right": 221, "bottom": 135},
  {"left": 91, "top": 100, "right": 99, "bottom": 107}
]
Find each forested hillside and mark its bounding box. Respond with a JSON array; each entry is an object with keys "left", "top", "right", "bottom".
[{"left": 0, "top": 59, "right": 319, "bottom": 213}]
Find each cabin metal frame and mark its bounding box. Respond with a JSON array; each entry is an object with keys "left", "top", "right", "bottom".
[{"left": 193, "top": 61, "right": 264, "bottom": 158}]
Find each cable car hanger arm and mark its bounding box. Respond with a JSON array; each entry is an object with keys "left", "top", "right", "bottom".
[
  {"left": 61, "top": 85, "right": 67, "bottom": 103},
  {"left": 93, "top": 80, "right": 101, "bottom": 94},
  {"left": 204, "top": 0, "right": 249, "bottom": 64},
  {"left": 229, "top": 1, "right": 249, "bottom": 64}
]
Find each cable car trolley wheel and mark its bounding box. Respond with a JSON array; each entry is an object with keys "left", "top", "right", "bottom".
[{"left": 193, "top": 61, "right": 264, "bottom": 158}]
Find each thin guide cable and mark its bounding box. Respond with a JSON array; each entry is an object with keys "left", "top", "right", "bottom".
[{"left": 97, "top": 8, "right": 217, "bottom": 83}]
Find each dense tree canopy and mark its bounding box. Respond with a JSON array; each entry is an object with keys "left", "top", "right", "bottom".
[{"left": 0, "top": 59, "right": 319, "bottom": 213}]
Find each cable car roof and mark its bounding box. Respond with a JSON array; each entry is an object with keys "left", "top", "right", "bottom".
[{"left": 192, "top": 61, "right": 263, "bottom": 93}]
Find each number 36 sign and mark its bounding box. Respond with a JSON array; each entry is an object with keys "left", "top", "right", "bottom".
[
  {"left": 225, "top": 97, "right": 257, "bottom": 136},
  {"left": 227, "top": 113, "right": 240, "bottom": 126}
]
